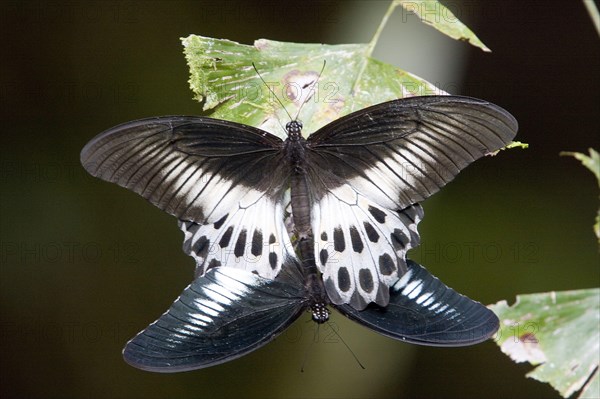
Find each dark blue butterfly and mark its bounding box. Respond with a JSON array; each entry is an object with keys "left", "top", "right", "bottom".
[{"left": 81, "top": 95, "right": 517, "bottom": 372}]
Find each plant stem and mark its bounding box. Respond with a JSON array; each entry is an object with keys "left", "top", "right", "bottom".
[
  {"left": 351, "top": 1, "right": 398, "bottom": 95},
  {"left": 368, "top": 0, "right": 397, "bottom": 57}
]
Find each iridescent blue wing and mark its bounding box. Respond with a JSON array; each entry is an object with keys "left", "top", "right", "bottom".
[
  {"left": 123, "top": 263, "right": 307, "bottom": 372},
  {"left": 334, "top": 260, "right": 499, "bottom": 346}
]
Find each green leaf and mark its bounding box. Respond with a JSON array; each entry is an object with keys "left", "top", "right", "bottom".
[
  {"left": 396, "top": 0, "right": 491, "bottom": 52},
  {"left": 181, "top": 2, "right": 498, "bottom": 138},
  {"left": 182, "top": 35, "right": 444, "bottom": 139},
  {"left": 561, "top": 149, "right": 600, "bottom": 185},
  {"left": 503, "top": 141, "right": 529, "bottom": 151},
  {"left": 490, "top": 289, "right": 600, "bottom": 398},
  {"left": 561, "top": 149, "right": 600, "bottom": 243},
  {"left": 489, "top": 141, "right": 529, "bottom": 156}
]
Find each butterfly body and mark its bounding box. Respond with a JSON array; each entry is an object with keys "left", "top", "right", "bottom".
[
  {"left": 280, "top": 120, "right": 330, "bottom": 321},
  {"left": 81, "top": 95, "right": 518, "bottom": 371}
]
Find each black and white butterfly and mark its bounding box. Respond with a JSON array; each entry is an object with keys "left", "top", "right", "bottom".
[{"left": 81, "top": 94, "right": 517, "bottom": 372}]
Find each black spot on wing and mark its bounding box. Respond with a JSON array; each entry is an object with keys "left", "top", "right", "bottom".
[
  {"left": 349, "top": 226, "right": 364, "bottom": 253},
  {"left": 269, "top": 233, "right": 276, "bottom": 244},
  {"left": 213, "top": 214, "right": 228, "bottom": 229},
  {"left": 325, "top": 277, "right": 343, "bottom": 304},
  {"left": 338, "top": 267, "right": 351, "bottom": 292},
  {"left": 207, "top": 258, "right": 221, "bottom": 269},
  {"left": 234, "top": 229, "right": 247, "bottom": 257},
  {"left": 368, "top": 205, "right": 386, "bottom": 224},
  {"left": 219, "top": 226, "right": 234, "bottom": 247},
  {"left": 378, "top": 253, "right": 395, "bottom": 275},
  {"left": 251, "top": 229, "right": 263, "bottom": 257},
  {"left": 320, "top": 249, "right": 328, "bottom": 266},
  {"left": 363, "top": 221, "right": 379, "bottom": 243},
  {"left": 333, "top": 227, "right": 345, "bottom": 252},
  {"left": 192, "top": 236, "right": 209, "bottom": 258},
  {"left": 391, "top": 228, "right": 409, "bottom": 250},
  {"left": 359, "top": 269, "right": 374, "bottom": 293},
  {"left": 321, "top": 231, "right": 328, "bottom": 241},
  {"left": 269, "top": 252, "right": 278, "bottom": 269},
  {"left": 182, "top": 235, "right": 193, "bottom": 254},
  {"left": 398, "top": 207, "right": 421, "bottom": 243},
  {"left": 184, "top": 221, "right": 200, "bottom": 235}
]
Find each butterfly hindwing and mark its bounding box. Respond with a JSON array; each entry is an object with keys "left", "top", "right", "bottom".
[
  {"left": 178, "top": 198, "right": 295, "bottom": 278},
  {"left": 123, "top": 263, "right": 307, "bottom": 372},
  {"left": 312, "top": 189, "right": 423, "bottom": 309},
  {"left": 334, "top": 260, "right": 499, "bottom": 346}
]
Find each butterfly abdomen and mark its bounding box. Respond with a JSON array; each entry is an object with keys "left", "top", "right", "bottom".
[
  {"left": 285, "top": 135, "right": 313, "bottom": 241},
  {"left": 290, "top": 171, "right": 312, "bottom": 239},
  {"left": 297, "top": 236, "right": 330, "bottom": 323}
]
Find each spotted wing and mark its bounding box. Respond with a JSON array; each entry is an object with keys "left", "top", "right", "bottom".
[
  {"left": 123, "top": 263, "right": 307, "bottom": 372},
  {"left": 178, "top": 198, "right": 294, "bottom": 279},
  {"left": 306, "top": 95, "right": 517, "bottom": 309},
  {"left": 81, "top": 116, "right": 295, "bottom": 278},
  {"left": 312, "top": 198, "right": 423, "bottom": 310},
  {"left": 334, "top": 260, "right": 499, "bottom": 346}
]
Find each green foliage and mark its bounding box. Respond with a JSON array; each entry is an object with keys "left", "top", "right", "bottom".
[
  {"left": 395, "top": 0, "right": 490, "bottom": 51},
  {"left": 561, "top": 148, "right": 600, "bottom": 243},
  {"left": 182, "top": 35, "right": 444, "bottom": 139},
  {"left": 490, "top": 141, "right": 529, "bottom": 155},
  {"left": 562, "top": 148, "right": 600, "bottom": 184},
  {"left": 492, "top": 149, "right": 599, "bottom": 398},
  {"left": 490, "top": 290, "right": 600, "bottom": 398},
  {"left": 180, "top": 0, "right": 494, "bottom": 139}
]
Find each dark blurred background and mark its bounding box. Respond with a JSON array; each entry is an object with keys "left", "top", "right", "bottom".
[{"left": 1, "top": 1, "right": 599, "bottom": 398}]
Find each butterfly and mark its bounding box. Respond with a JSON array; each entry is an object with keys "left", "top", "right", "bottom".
[{"left": 81, "top": 94, "right": 517, "bottom": 372}]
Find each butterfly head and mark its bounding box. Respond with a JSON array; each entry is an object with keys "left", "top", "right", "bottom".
[
  {"left": 310, "top": 302, "right": 329, "bottom": 324},
  {"left": 285, "top": 120, "right": 303, "bottom": 141}
]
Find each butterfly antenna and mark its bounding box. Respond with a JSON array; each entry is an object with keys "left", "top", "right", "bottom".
[
  {"left": 292, "top": 60, "right": 327, "bottom": 122},
  {"left": 326, "top": 321, "right": 366, "bottom": 370},
  {"left": 252, "top": 62, "right": 294, "bottom": 124},
  {"left": 300, "top": 322, "right": 320, "bottom": 373}
]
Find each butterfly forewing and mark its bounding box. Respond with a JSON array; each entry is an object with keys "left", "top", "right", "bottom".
[
  {"left": 307, "top": 96, "right": 518, "bottom": 211},
  {"left": 123, "top": 263, "right": 308, "bottom": 372},
  {"left": 335, "top": 260, "right": 499, "bottom": 346},
  {"left": 80, "top": 116, "right": 287, "bottom": 223}
]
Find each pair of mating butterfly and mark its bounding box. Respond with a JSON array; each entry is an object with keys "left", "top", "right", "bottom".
[{"left": 81, "top": 64, "right": 517, "bottom": 372}]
